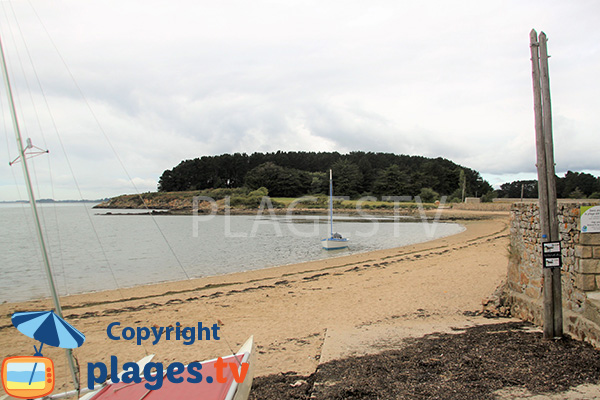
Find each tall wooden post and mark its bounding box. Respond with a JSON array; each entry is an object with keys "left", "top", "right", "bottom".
[
  {"left": 530, "top": 29, "right": 562, "bottom": 339},
  {"left": 539, "top": 32, "right": 563, "bottom": 337}
]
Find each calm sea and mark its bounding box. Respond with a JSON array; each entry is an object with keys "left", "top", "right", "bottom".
[{"left": 0, "top": 203, "right": 464, "bottom": 303}]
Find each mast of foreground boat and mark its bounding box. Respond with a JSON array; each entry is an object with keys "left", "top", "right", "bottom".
[
  {"left": 0, "top": 35, "right": 80, "bottom": 392},
  {"left": 329, "top": 169, "right": 333, "bottom": 238}
]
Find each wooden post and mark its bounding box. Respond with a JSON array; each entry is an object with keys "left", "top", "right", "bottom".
[
  {"left": 530, "top": 29, "right": 562, "bottom": 339},
  {"left": 530, "top": 29, "right": 554, "bottom": 339},
  {"left": 520, "top": 183, "right": 524, "bottom": 202},
  {"left": 539, "top": 32, "right": 563, "bottom": 337}
]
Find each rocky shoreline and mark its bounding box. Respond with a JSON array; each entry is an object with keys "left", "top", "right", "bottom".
[{"left": 93, "top": 193, "right": 508, "bottom": 220}]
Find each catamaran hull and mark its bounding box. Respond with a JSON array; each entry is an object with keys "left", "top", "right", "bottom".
[
  {"left": 321, "top": 238, "right": 349, "bottom": 250},
  {"left": 230, "top": 336, "right": 255, "bottom": 400}
]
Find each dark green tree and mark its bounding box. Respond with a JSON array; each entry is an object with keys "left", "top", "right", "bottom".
[
  {"left": 561, "top": 171, "right": 598, "bottom": 197},
  {"left": 331, "top": 159, "right": 363, "bottom": 197},
  {"left": 245, "top": 162, "right": 311, "bottom": 197},
  {"left": 372, "top": 165, "right": 410, "bottom": 196},
  {"left": 417, "top": 187, "right": 440, "bottom": 203},
  {"left": 497, "top": 180, "right": 538, "bottom": 198},
  {"left": 568, "top": 187, "right": 586, "bottom": 199},
  {"left": 157, "top": 151, "right": 495, "bottom": 198}
]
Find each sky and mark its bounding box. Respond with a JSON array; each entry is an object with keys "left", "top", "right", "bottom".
[{"left": 0, "top": 0, "right": 599, "bottom": 200}]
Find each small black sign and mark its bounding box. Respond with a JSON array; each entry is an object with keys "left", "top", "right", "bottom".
[{"left": 542, "top": 241, "right": 562, "bottom": 269}]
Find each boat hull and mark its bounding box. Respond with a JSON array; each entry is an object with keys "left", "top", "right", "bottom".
[
  {"left": 229, "top": 336, "right": 255, "bottom": 400},
  {"left": 321, "top": 237, "right": 349, "bottom": 250}
]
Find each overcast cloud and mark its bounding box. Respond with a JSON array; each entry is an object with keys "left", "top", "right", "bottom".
[{"left": 1, "top": 0, "right": 599, "bottom": 200}]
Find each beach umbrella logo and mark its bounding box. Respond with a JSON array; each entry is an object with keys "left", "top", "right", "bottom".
[
  {"left": 1, "top": 310, "right": 85, "bottom": 399},
  {"left": 11, "top": 311, "right": 86, "bottom": 354}
]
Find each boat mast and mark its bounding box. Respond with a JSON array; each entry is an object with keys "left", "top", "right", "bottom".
[
  {"left": 0, "top": 34, "right": 80, "bottom": 392},
  {"left": 329, "top": 169, "right": 333, "bottom": 237}
]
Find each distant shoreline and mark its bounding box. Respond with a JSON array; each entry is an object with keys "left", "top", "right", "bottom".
[
  {"left": 91, "top": 203, "right": 509, "bottom": 221},
  {"left": 93, "top": 207, "right": 490, "bottom": 221},
  {"left": 0, "top": 199, "right": 106, "bottom": 204}
]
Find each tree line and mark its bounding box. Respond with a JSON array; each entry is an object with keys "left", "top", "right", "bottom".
[
  {"left": 158, "top": 151, "right": 493, "bottom": 200},
  {"left": 496, "top": 171, "right": 600, "bottom": 199}
]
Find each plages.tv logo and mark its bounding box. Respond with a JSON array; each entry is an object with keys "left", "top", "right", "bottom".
[
  {"left": 1, "top": 310, "right": 85, "bottom": 399},
  {"left": 86, "top": 321, "right": 251, "bottom": 391}
]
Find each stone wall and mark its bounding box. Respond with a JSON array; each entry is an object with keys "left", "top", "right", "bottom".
[{"left": 505, "top": 202, "right": 600, "bottom": 346}]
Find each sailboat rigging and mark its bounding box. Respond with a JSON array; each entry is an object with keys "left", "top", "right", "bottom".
[
  {"left": 321, "top": 169, "right": 349, "bottom": 250},
  {"left": 1, "top": 24, "right": 254, "bottom": 400},
  {"left": 0, "top": 32, "right": 81, "bottom": 393}
]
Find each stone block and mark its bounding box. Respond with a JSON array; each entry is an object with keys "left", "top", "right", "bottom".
[
  {"left": 578, "top": 259, "right": 600, "bottom": 274},
  {"left": 580, "top": 233, "right": 600, "bottom": 245},
  {"left": 576, "top": 274, "right": 597, "bottom": 291},
  {"left": 575, "top": 245, "right": 593, "bottom": 259},
  {"left": 525, "top": 286, "right": 541, "bottom": 300},
  {"left": 594, "top": 246, "right": 600, "bottom": 259},
  {"left": 529, "top": 278, "right": 543, "bottom": 289},
  {"left": 583, "top": 300, "right": 600, "bottom": 328},
  {"left": 572, "top": 291, "right": 587, "bottom": 305}
]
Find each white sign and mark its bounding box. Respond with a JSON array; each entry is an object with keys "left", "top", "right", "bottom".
[
  {"left": 543, "top": 242, "right": 561, "bottom": 254},
  {"left": 581, "top": 206, "right": 600, "bottom": 233},
  {"left": 542, "top": 241, "right": 562, "bottom": 269},
  {"left": 544, "top": 257, "right": 561, "bottom": 268}
]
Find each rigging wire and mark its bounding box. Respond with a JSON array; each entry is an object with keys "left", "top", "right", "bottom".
[
  {"left": 5, "top": 1, "right": 243, "bottom": 361},
  {"left": 1, "top": 55, "right": 42, "bottom": 278},
  {"left": 1, "top": 63, "right": 35, "bottom": 250},
  {"left": 24, "top": 2, "right": 193, "bottom": 281},
  {"left": 3, "top": 1, "right": 127, "bottom": 302},
  {"left": 25, "top": 1, "right": 241, "bottom": 358},
  {"left": 0, "top": 2, "right": 53, "bottom": 293},
  {"left": 1, "top": 8, "right": 87, "bottom": 388},
  {"left": 4, "top": 0, "right": 70, "bottom": 293}
]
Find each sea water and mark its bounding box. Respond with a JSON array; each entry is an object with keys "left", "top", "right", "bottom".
[{"left": 0, "top": 203, "right": 464, "bottom": 302}]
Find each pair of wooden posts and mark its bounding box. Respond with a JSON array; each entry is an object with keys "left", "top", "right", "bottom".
[{"left": 529, "top": 29, "right": 562, "bottom": 339}]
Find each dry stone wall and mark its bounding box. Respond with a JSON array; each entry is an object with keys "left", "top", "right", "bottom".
[{"left": 506, "top": 202, "right": 600, "bottom": 346}]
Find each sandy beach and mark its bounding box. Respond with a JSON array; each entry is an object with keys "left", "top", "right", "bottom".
[{"left": 0, "top": 211, "right": 510, "bottom": 397}]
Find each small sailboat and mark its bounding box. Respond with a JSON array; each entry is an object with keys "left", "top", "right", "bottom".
[
  {"left": 321, "top": 169, "right": 349, "bottom": 250},
  {"left": 0, "top": 31, "right": 254, "bottom": 400}
]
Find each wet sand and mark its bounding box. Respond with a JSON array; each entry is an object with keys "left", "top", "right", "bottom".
[{"left": 0, "top": 211, "right": 510, "bottom": 396}]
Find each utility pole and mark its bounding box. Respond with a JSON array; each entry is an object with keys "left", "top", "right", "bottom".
[
  {"left": 530, "top": 29, "right": 562, "bottom": 339},
  {"left": 520, "top": 183, "right": 524, "bottom": 202},
  {"left": 460, "top": 169, "right": 466, "bottom": 202}
]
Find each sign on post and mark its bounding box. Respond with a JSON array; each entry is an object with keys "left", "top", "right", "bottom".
[
  {"left": 581, "top": 206, "right": 600, "bottom": 233},
  {"left": 542, "top": 241, "right": 562, "bottom": 269}
]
